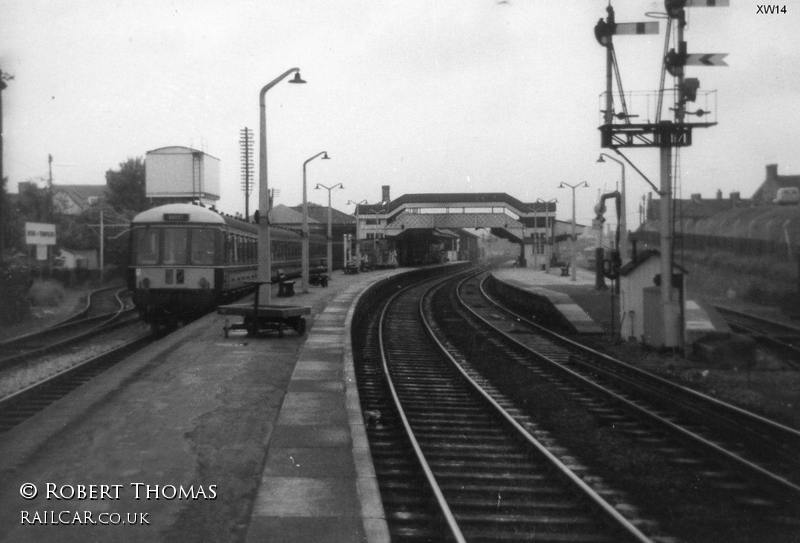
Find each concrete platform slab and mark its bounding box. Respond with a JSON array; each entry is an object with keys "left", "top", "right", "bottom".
[
  {"left": 263, "top": 447, "right": 357, "bottom": 477},
  {"left": 251, "top": 477, "right": 361, "bottom": 517},
  {"left": 276, "top": 392, "right": 349, "bottom": 426},
  {"left": 493, "top": 267, "right": 604, "bottom": 334},
  {"left": 246, "top": 517, "right": 364, "bottom": 543},
  {"left": 269, "top": 425, "right": 352, "bottom": 448}
]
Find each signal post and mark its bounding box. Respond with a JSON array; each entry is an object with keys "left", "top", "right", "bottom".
[{"left": 595, "top": 0, "right": 727, "bottom": 349}]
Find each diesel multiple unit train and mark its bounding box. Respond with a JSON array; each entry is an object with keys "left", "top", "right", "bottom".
[{"left": 127, "top": 203, "right": 326, "bottom": 327}]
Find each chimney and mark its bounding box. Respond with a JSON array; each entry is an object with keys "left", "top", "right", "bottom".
[
  {"left": 766, "top": 164, "right": 778, "bottom": 181},
  {"left": 381, "top": 185, "right": 390, "bottom": 203},
  {"left": 716, "top": 189, "right": 722, "bottom": 200},
  {"left": 730, "top": 191, "right": 740, "bottom": 206},
  {"left": 690, "top": 193, "right": 701, "bottom": 203}
]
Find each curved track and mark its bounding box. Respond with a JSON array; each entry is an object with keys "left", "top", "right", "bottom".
[
  {"left": 355, "top": 267, "right": 800, "bottom": 542},
  {"left": 0, "top": 287, "right": 151, "bottom": 432},
  {"left": 357, "top": 268, "right": 652, "bottom": 542},
  {"left": 0, "top": 287, "right": 136, "bottom": 367},
  {"left": 446, "top": 271, "right": 800, "bottom": 542}
]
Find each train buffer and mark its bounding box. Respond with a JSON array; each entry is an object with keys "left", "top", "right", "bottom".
[{"left": 217, "top": 282, "right": 310, "bottom": 338}]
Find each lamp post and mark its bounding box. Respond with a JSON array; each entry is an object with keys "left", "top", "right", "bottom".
[
  {"left": 257, "top": 68, "right": 306, "bottom": 304},
  {"left": 302, "top": 151, "right": 330, "bottom": 293},
  {"left": 347, "top": 199, "right": 368, "bottom": 268},
  {"left": 558, "top": 181, "right": 589, "bottom": 282},
  {"left": 536, "top": 198, "right": 558, "bottom": 272},
  {"left": 315, "top": 182, "right": 343, "bottom": 275},
  {"left": 597, "top": 153, "right": 627, "bottom": 263}
]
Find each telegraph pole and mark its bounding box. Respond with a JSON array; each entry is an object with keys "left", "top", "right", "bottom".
[{"left": 240, "top": 127, "right": 254, "bottom": 220}]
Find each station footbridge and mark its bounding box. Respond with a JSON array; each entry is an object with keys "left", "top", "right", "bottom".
[{"left": 353, "top": 190, "right": 558, "bottom": 267}]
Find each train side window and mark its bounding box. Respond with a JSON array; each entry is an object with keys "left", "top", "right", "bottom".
[
  {"left": 134, "top": 228, "right": 159, "bottom": 265},
  {"left": 191, "top": 228, "right": 216, "bottom": 265},
  {"left": 163, "top": 228, "right": 188, "bottom": 265}
]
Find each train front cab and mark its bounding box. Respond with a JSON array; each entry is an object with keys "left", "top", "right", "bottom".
[{"left": 129, "top": 222, "right": 223, "bottom": 328}]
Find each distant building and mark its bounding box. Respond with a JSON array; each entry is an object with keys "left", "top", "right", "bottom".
[
  {"left": 288, "top": 202, "right": 356, "bottom": 248},
  {"left": 646, "top": 189, "right": 748, "bottom": 223},
  {"left": 289, "top": 202, "right": 355, "bottom": 229},
  {"left": 752, "top": 164, "right": 800, "bottom": 204},
  {"left": 52, "top": 185, "right": 108, "bottom": 215}
]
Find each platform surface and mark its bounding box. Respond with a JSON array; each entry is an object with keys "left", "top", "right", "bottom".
[
  {"left": 0, "top": 268, "right": 403, "bottom": 543},
  {"left": 492, "top": 265, "right": 605, "bottom": 334}
]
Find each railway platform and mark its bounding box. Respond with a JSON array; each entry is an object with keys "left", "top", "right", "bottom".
[
  {"left": 0, "top": 268, "right": 403, "bottom": 543},
  {"left": 491, "top": 264, "right": 728, "bottom": 344},
  {"left": 492, "top": 265, "right": 605, "bottom": 334}
]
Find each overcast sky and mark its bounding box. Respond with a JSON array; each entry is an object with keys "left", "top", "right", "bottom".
[{"left": 2, "top": 1, "right": 799, "bottom": 227}]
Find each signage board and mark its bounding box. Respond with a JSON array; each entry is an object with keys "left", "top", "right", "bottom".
[{"left": 25, "top": 222, "right": 57, "bottom": 245}]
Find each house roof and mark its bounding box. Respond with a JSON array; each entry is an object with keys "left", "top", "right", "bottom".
[
  {"left": 54, "top": 184, "right": 108, "bottom": 205},
  {"left": 271, "top": 204, "right": 318, "bottom": 224},
  {"left": 646, "top": 197, "right": 745, "bottom": 221},
  {"left": 289, "top": 203, "right": 354, "bottom": 225}
]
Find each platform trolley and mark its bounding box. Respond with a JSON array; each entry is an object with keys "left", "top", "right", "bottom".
[{"left": 217, "top": 282, "right": 310, "bottom": 338}]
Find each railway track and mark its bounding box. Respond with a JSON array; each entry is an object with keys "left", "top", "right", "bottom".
[
  {"left": 713, "top": 304, "right": 800, "bottom": 364},
  {"left": 437, "top": 271, "right": 800, "bottom": 542},
  {"left": 355, "top": 268, "right": 652, "bottom": 542},
  {"left": 0, "top": 286, "right": 136, "bottom": 367},
  {"left": 0, "top": 334, "right": 150, "bottom": 432},
  {"left": 0, "top": 287, "right": 151, "bottom": 432}
]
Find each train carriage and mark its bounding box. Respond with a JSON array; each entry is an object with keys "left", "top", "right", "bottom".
[{"left": 128, "top": 203, "right": 320, "bottom": 328}]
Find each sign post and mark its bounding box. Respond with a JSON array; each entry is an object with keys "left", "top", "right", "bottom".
[{"left": 25, "top": 222, "right": 56, "bottom": 263}]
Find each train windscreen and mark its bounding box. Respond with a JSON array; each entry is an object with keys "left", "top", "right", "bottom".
[
  {"left": 163, "top": 228, "right": 188, "bottom": 265},
  {"left": 133, "top": 228, "right": 159, "bottom": 265}
]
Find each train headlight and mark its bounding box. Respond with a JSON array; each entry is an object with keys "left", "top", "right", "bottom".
[{"left": 198, "top": 277, "right": 210, "bottom": 289}]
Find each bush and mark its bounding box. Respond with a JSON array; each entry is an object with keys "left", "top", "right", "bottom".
[
  {"left": 28, "top": 279, "right": 66, "bottom": 307},
  {"left": 0, "top": 258, "right": 32, "bottom": 324}
]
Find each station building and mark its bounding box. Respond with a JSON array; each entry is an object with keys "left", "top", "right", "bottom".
[{"left": 351, "top": 186, "right": 564, "bottom": 268}]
